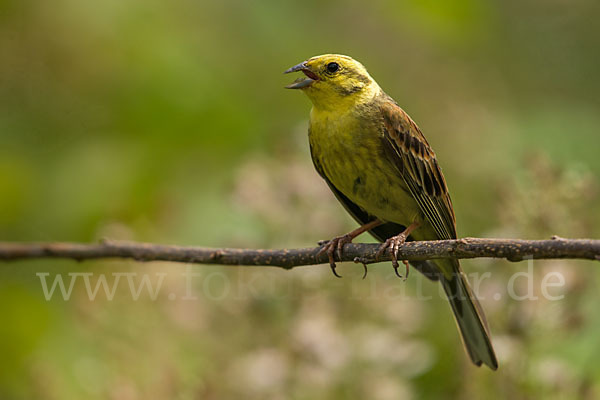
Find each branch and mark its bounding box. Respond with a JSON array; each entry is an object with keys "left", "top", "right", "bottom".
[{"left": 0, "top": 237, "right": 599, "bottom": 269}]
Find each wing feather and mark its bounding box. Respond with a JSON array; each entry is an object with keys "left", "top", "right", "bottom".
[{"left": 379, "top": 100, "right": 457, "bottom": 240}]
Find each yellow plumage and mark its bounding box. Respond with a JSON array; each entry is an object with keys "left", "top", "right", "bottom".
[
  {"left": 286, "top": 54, "right": 498, "bottom": 370},
  {"left": 309, "top": 104, "right": 423, "bottom": 226}
]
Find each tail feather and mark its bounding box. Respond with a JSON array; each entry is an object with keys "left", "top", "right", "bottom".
[
  {"left": 367, "top": 221, "right": 497, "bottom": 368},
  {"left": 439, "top": 260, "right": 498, "bottom": 370}
]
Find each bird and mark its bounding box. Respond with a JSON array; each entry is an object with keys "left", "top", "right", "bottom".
[{"left": 285, "top": 54, "right": 498, "bottom": 370}]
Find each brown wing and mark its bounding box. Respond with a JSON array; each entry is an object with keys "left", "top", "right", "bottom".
[{"left": 379, "top": 100, "right": 457, "bottom": 240}]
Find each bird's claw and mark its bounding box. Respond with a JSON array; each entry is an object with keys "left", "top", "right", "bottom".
[
  {"left": 317, "top": 234, "right": 353, "bottom": 278},
  {"left": 393, "top": 259, "right": 409, "bottom": 281},
  {"left": 353, "top": 257, "right": 371, "bottom": 279},
  {"left": 376, "top": 233, "right": 410, "bottom": 280}
]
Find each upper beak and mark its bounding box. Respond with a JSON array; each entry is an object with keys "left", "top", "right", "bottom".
[
  {"left": 284, "top": 61, "right": 308, "bottom": 74},
  {"left": 284, "top": 61, "right": 318, "bottom": 89}
]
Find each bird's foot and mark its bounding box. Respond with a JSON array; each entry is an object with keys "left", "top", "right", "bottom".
[
  {"left": 376, "top": 233, "right": 410, "bottom": 280},
  {"left": 317, "top": 234, "right": 354, "bottom": 278}
]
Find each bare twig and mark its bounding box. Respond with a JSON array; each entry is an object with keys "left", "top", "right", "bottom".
[{"left": 0, "top": 237, "right": 599, "bottom": 269}]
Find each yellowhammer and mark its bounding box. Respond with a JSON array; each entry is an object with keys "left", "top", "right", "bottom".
[{"left": 285, "top": 54, "right": 498, "bottom": 370}]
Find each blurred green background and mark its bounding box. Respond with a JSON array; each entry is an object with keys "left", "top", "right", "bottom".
[{"left": 2, "top": 0, "right": 600, "bottom": 398}]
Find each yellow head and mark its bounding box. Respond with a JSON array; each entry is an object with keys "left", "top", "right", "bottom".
[{"left": 285, "top": 54, "right": 380, "bottom": 111}]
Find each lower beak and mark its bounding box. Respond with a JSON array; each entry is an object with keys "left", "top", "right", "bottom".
[
  {"left": 284, "top": 61, "right": 317, "bottom": 89},
  {"left": 285, "top": 77, "right": 315, "bottom": 89}
]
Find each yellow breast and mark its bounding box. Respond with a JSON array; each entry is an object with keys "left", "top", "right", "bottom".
[{"left": 309, "top": 106, "right": 423, "bottom": 225}]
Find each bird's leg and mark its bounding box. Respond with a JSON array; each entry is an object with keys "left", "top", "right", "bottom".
[
  {"left": 317, "top": 219, "right": 383, "bottom": 278},
  {"left": 376, "top": 221, "right": 420, "bottom": 280}
]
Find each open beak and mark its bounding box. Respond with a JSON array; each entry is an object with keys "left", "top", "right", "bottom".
[{"left": 284, "top": 61, "right": 319, "bottom": 89}]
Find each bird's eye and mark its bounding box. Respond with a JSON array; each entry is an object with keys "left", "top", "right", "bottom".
[{"left": 326, "top": 62, "right": 339, "bottom": 73}]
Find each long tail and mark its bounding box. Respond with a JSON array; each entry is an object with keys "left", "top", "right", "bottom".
[{"left": 438, "top": 259, "right": 498, "bottom": 370}]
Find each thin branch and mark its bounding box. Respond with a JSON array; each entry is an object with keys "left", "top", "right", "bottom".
[{"left": 0, "top": 237, "right": 599, "bottom": 269}]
